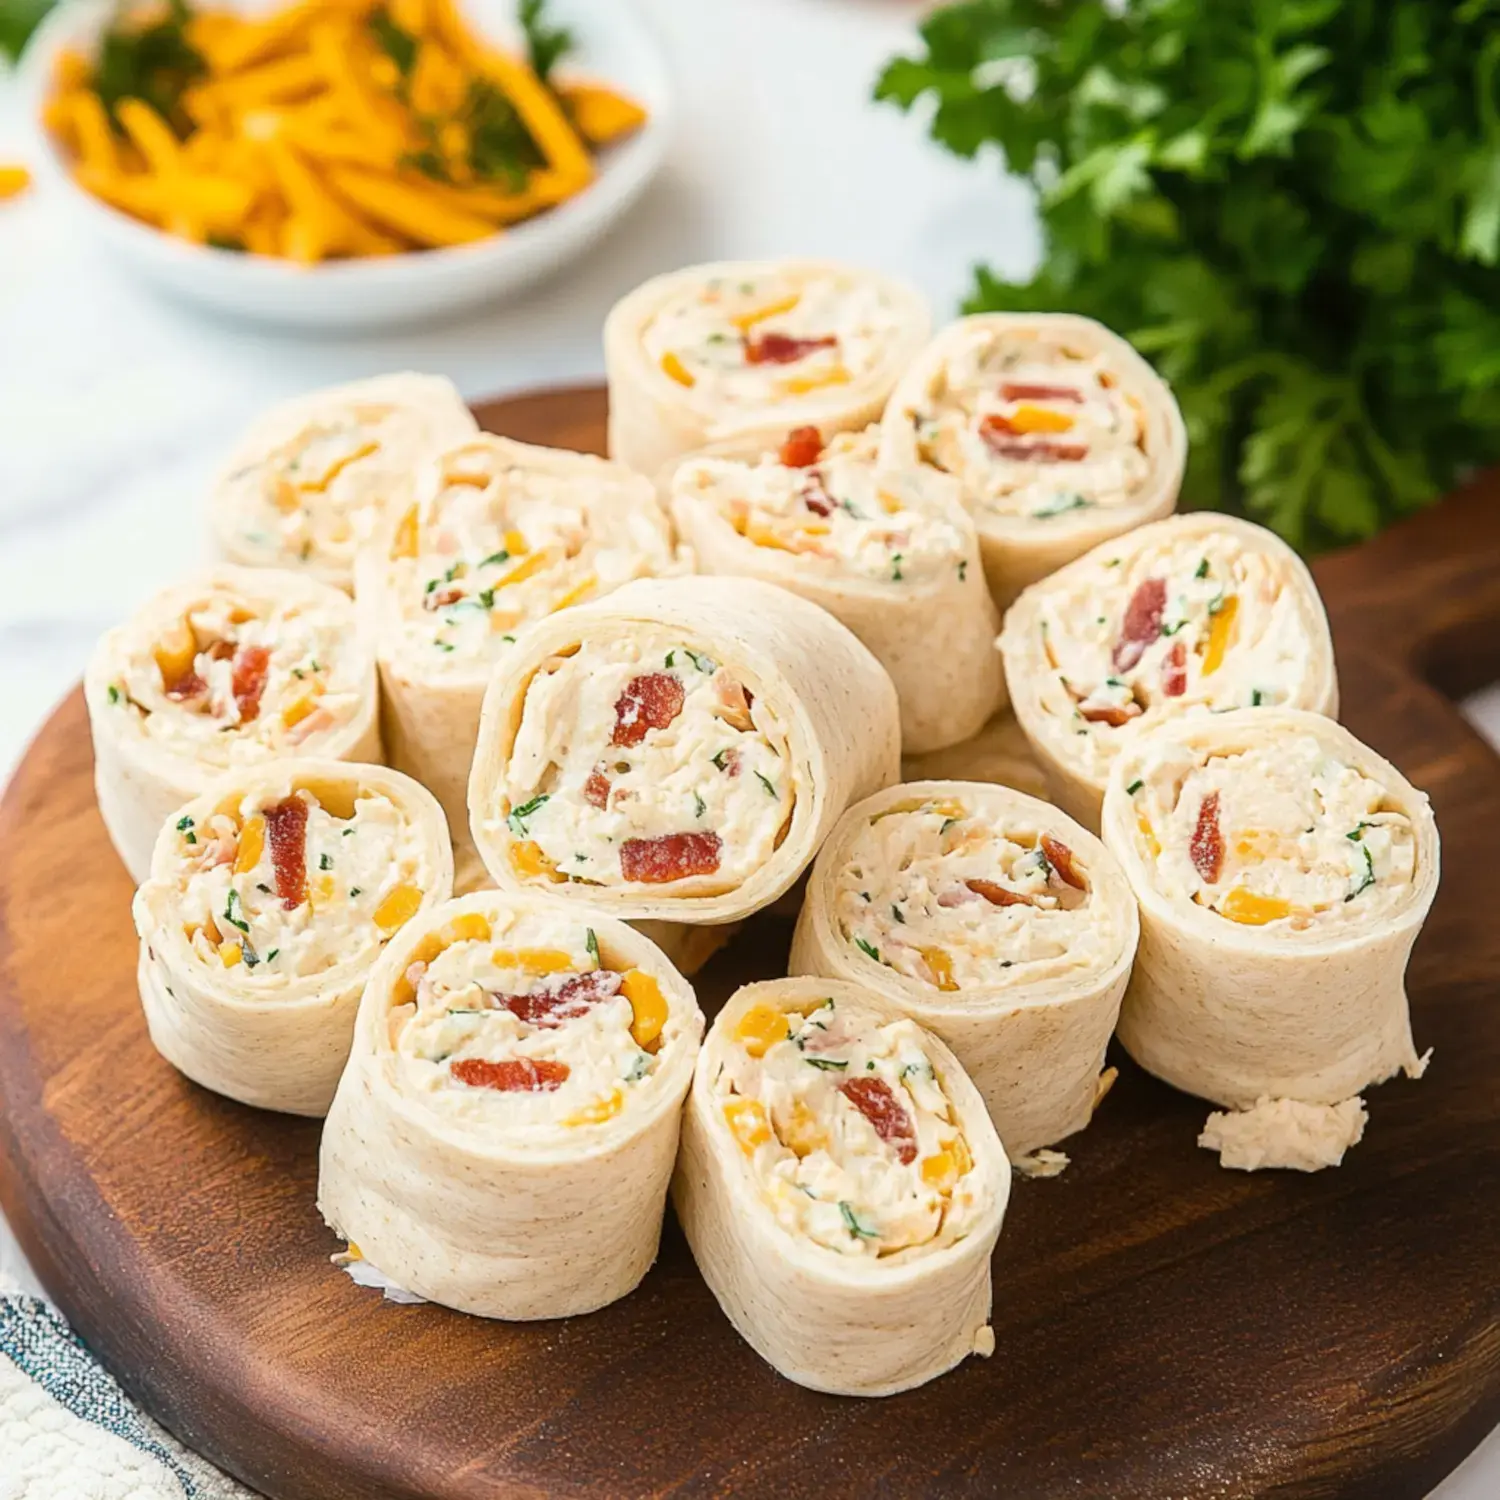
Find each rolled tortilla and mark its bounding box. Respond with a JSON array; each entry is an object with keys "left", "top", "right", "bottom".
[
  {"left": 354, "top": 433, "right": 684, "bottom": 871},
  {"left": 468, "top": 575, "right": 901, "bottom": 926},
  {"left": 1100, "top": 709, "right": 1439, "bottom": 1167},
  {"left": 790, "top": 781, "right": 1138, "bottom": 1166},
  {"left": 209, "top": 373, "right": 478, "bottom": 591},
  {"left": 133, "top": 760, "right": 454, "bottom": 1116},
  {"left": 86, "top": 565, "right": 382, "bottom": 883},
  {"left": 900, "top": 709, "right": 1049, "bottom": 801},
  {"left": 881, "top": 312, "right": 1186, "bottom": 608},
  {"left": 1000, "top": 512, "right": 1339, "bottom": 831},
  {"left": 666, "top": 424, "right": 1003, "bottom": 753},
  {"left": 317, "top": 892, "right": 703, "bottom": 1317},
  {"left": 672, "top": 977, "right": 1009, "bottom": 1396},
  {"left": 605, "top": 259, "right": 930, "bottom": 476}
]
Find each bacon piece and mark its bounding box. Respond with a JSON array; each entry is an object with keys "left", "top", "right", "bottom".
[
  {"left": 1079, "top": 702, "right": 1140, "bottom": 728},
  {"left": 1000, "top": 382, "right": 1083, "bottom": 404},
  {"left": 612, "top": 672, "right": 686, "bottom": 747},
  {"left": 498, "top": 969, "right": 623, "bottom": 1029},
  {"left": 1040, "top": 835, "right": 1085, "bottom": 890},
  {"left": 801, "top": 475, "right": 835, "bottom": 517},
  {"left": 838, "top": 1077, "right": 917, "bottom": 1165},
  {"left": 965, "top": 878, "right": 1034, "bottom": 908},
  {"left": 265, "top": 795, "right": 309, "bottom": 909},
  {"left": 620, "top": 831, "right": 722, "bottom": 884},
  {"left": 1161, "top": 638, "right": 1187, "bottom": 698},
  {"left": 744, "top": 332, "right": 838, "bottom": 365},
  {"left": 1113, "top": 577, "right": 1167, "bottom": 672},
  {"left": 165, "top": 670, "right": 207, "bottom": 702},
  {"left": 205, "top": 640, "right": 236, "bottom": 662},
  {"left": 423, "top": 587, "right": 463, "bottom": 611},
  {"left": 231, "top": 644, "right": 271, "bottom": 723},
  {"left": 583, "top": 769, "right": 611, "bottom": 809},
  {"left": 979, "top": 418, "right": 1088, "bottom": 463},
  {"left": 450, "top": 1057, "right": 570, "bottom": 1092},
  {"left": 1190, "top": 791, "right": 1223, "bottom": 884},
  {"left": 779, "top": 425, "right": 823, "bottom": 468}
]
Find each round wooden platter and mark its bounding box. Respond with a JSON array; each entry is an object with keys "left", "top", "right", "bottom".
[{"left": 2, "top": 385, "right": 1500, "bottom": 1500}]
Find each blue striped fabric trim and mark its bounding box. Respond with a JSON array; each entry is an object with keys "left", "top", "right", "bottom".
[{"left": 0, "top": 1291, "right": 197, "bottom": 1497}]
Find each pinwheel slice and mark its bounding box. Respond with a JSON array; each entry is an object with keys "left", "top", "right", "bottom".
[
  {"left": 1000, "top": 512, "right": 1339, "bottom": 830},
  {"left": 667, "top": 424, "right": 1003, "bottom": 753},
  {"left": 86, "top": 565, "right": 381, "bottom": 881},
  {"left": 673, "top": 978, "right": 1009, "bottom": 1396},
  {"left": 605, "top": 259, "right": 930, "bottom": 476},
  {"left": 791, "top": 781, "right": 1138, "bottom": 1167},
  {"left": 317, "top": 894, "right": 703, "bottom": 1318},
  {"left": 468, "top": 575, "right": 901, "bottom": 927},
  {"left": 1101, "top": 709, "right": 1439, "bottom": 1170},
  {"left": 133, "top": 760, "right": 453, "bottom": 1115},
  {"left": 882, "top": 312, "right": 1186, "bottom": 607},
  {"left": 210, "top": 373, "right": 477, "bottom": 590}
]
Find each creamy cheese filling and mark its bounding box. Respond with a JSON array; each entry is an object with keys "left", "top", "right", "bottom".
[
  {"left": 641, "top": 270, "right": 906, "bottom": 407},
  {"left": 103, "top": 587, "right": 364, "bottom": 767},
  {"left": 833, "top": 796, "right": 1101, "bottom": 990},
  {"left": 501, "top": 631, "right": 793, "bottom": 892},
  {"left": 219, "top": 403, "right": 418, "bottom": 572},
  {"left": 386, "top": 443, "right": 675, "bottom": 678},
  {"left": 390, "top": 911, "right": 670, "bottom": 1130},
  {"left": 171, "top": 782, "right": 428, "bottom": 980},
  {"left": 1131, "top": 734, "right": 1418, "bottom": 931},
  {"left": 909, "top": 328, "right": 1149, "bottom": 520},
  {"left": 1033, "top": 531, "right": 1321, "bottom": 778},
  {"left": 673, "top": 426, "right": 966, "bottom": 586},
  {"left": 715, "top": 996, "right": 982, "bottom": 1257}
]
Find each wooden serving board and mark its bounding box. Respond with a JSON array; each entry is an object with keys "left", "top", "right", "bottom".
[{"left": 3, "top": 384, "right": 1499, "bottom": 1500}]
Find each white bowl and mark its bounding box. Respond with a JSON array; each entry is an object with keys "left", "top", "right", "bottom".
[{"left": 20, "top": 0, "right": 673, "bottom": 330}]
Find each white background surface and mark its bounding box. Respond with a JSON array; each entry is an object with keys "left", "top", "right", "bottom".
[{"left": 0, "top": 1, "right": 1494, "bottom": 1493}]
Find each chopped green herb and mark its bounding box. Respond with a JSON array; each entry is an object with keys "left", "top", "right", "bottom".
[
  {"left": 586, "top": 927, "right": 600, "bottom": 963},
  {"left": 519, "top": 0, "right": 573, "bottom": 84},
  {"left": 625, "top": 1052, "right": 652, "bottom": 1083},
  {"left": 712, "top": 749, "right": 731, "bottom": 771},
  {"left": 424, "top": 577, "right": 440, "bottom": 595},
  {"left": 265, "top": 949, "right": 279, "bottom": 963},
  {"left": 805, "top": 1056, "right": 848, "bottom": 1071},
  {"left": 319, "top": 853, "right": 333, "bottom": 871},
  {"left": 664, "top": 649, "right": 676, "bottom": 667},
  {"left": 1194, "top": 558, "right": 1210, "bottom": 580},
  {"left": 1126, "top": 779, "right": 1144, "bottom": 796},
  {"left": 891, "top": 904, "right": 906, "bottom": 924},
  {"left": 256, "top": 883, "right": 272, "bottom": 895},
  {"left": 958, "top": 559, "right": 968, "bottom": 581},
  {"left": 435, "top": 641, "right": 456, "bottom": 652},
  {"left": 939, "top": 817, "right": 958, "bottom": 835},
  {"left": 350, "top": 887, "right": 363, "bottom": 898},
  {"left": 501, "top": 634, "right": 516, "bottom": 644},
  {"left": 1207, "top": 590, "right": 1227, "bottom": 616},
  {"left": 479, "top": 549, "right": 511, "bottom": 569},
  {"left": 106, "top": 684, "right": 121, "bottom": 705},
  {"left": 686, "top": 648, "right": 716, "bottom": 674},
  {"left": 839, "top": 1202, "right": 879, "bottom": 1240},
  {"left": 507, "top": 794, "right": 550, "bottom": 836},
  {"left": 477, "top": 588, "right": 496, "bottom": 610},
  {"left": 1250, "top": 689, "right": 1265, "bottom": 706},
  {"left": 176, "top": 815, "right": 194, "bottom": 832},
  {"left": 854, "top": 936, "right": 881, "bottom": 963},
  {"left": 755, "top": 771, "right": 776, "bottom": 797},
  {"left": 900, "top": 1059, "right": 935, "bottom": 1083},
  {"left": 890, "top": 553, "right": 904, "bottom": 581},
  {"left": 693, "top": 791, "right": 706, "bottom": 819},
  {"left": 223, "top": 889, "right": 250, "bottom": 935},
  {"left": 1346, "top": 821, "right": 1374, "bottom": 841},
  {"left": 1346, "top": 844, "right": 1376, "bottom": 901},
  {"left": 1035, "top": 492, "right": 1090, "bottom": 518},
  {"left": 342, "top": 827, "right": 354, "bottom": 837}
]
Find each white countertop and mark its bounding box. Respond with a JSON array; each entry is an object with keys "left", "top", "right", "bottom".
[{"left": 0, "top": 1, "right": 1494, "bottom": 1491}]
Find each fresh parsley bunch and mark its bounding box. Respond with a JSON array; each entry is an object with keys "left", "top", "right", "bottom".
[{"left": 877, "top": 0, "right": 1500, "bottom": 551}]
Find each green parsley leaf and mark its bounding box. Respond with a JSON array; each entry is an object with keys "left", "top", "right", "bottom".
[
  {"left": 854, "top": 936, "right": 881, "bottom": 963},
  {"left": 586, "top": 927, "right": 600, "bottom": 963},
  {"left": 507, "top": 794, "right": 549, "bottom": 837},
  {"left": 839, "top": 1201, "right": 879, "bottom": 1240}
]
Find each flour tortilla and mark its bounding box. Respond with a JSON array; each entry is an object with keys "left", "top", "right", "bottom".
[
  {"left": 672, "top": 977, "right": 1009, "bottom": 1395},
  {"left": 468, "top": 575, "right": 902, "bottom": 924},
  {"left": 317, "top": 891, "right": 703, "bottom": 1319},
  {"left": 133, "top": 759, "right": 453, "bottom": 1116},
  {"left": 605, "top": 259, "right": 930, "bottom": 477}
]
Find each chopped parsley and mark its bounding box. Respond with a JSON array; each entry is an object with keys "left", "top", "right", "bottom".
[
  {"left": 349, "top": 887, "right": 362, "bottom": 898},
  {"left": 839, "top": 1202, "right": 879, "bottom": 1240},
  {"left": 319, "top": 853, "right": 333, "bottom": 870},
  {"left": 477, "top": 588, "right": 496, "bottom": 610},
  {"left": 507, "top": 793, "right": 549, "bottom": 836},
  {"left": 890, "top": 553, "right": 904, "bottom": 582},
  {"left": 1035, "top": 492, "right": 1090, "bottom": 518},
  {"left": 1126, "top": 778, "right": 1144, "bottom": 795},
  {"left": 686, "top": 648, "right": 716, "bottom": 674},
  {"left": 176, "top": 814, "right": 196, "bottom": 846},
  {"left": 693, "top": 790, "right": 706, "bottom": 819},
  {"left": 1346, "top": 844, "right": 1376, "bottom": 901},
  {"left": 265, "top": 949, "right": 279, "bottom": 963},
  {"left": 805, "top": 1056, "right": 848, "bottom": 1071},
  {"left": 958, "top": 559, "right": 968, "bottom": 581},
  {"left": 1207, "top": 589, "right": 1227, "bottom": 615},
  {"left": 106, "top": 684, "right": 121, "bottom": 705},
  {"left": 755, "top": 771, "right": 776, "bottom": 797},
  {"left": 435, "top": 641, "right": 456, "bottom": 652},
  {"left": 342, "top": 827, "right": 355, "bottom": 837},
  {"left": 712, "top": 749, "right": 731, "bottom": 771},
  {"left": 1194, "top": 557, "right": 1210, "bottom": 579},
  {"left": 854, "top": 936, "right": 881, "bottom": 963},
  {"left": 585, "top": 927, "right": 599, "bottom": 964},
  {"left": 1250, "top": 688, "right": 1265, "bottom": 706},
  {"left": 479, "top": 549, "right": 511, "bottom": 569},
  {"left": 891, "top": 904, "right": 906, "bottom": 924},
  {"left": 1346, "top": 821, "right": 1374, "bottom": 840},
  {"left": 223, "top": 889, "right": 250, "bottom": 935}
]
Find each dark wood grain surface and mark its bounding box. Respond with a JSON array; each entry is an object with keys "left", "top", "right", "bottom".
[{"left": 1, "top": 385, "right": 1497, "bottom": 1500}]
